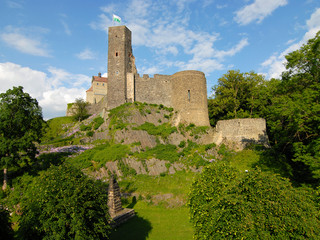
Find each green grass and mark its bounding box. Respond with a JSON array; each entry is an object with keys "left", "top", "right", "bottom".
[
  {"left": 119, "top": 171, "right": 195, "bottom": 197},
  {"left": 69, "top": 143, "right": 131, "bottom": 169},
  {"left": 110, "top": 201, "right": 193, "bottom": 240},
  {"left": 42, "top": 116, "right": 76, "bottom": 143},
  {"left": 133, "top": 144, "right": 180, "bottom": 163},
  {"left": 133, "top": 122, "right": 177, "bottom": 139}
]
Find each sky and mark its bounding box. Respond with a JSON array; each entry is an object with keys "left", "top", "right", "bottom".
[{"left": 1, "top": 0, "right": 320, "bottom": 119}]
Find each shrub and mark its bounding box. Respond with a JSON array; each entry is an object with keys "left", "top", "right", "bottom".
[
  {"left": 178, "top": 140, "right": 186, "bottom": 148},
  {"left": 86, "top": 131, "right": 94, "bottom": 137},
  {"left": 188, "top": 162, "right": 320, "bottom": 240},
  {"left": 93, "top": 116, "right": 104, "bottom": 130},
  {"left": 18, "top": 163, "right": 111, "bottom": 240}
]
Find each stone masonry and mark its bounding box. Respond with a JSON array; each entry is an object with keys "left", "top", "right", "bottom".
[
  {"left": 108, "top": 175, "right": 135, "bottom": 227},
  {"left": 85, "top": 25, "right": 210, "bottom": 126}
]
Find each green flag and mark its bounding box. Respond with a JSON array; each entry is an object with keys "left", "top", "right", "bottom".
[{"left": 113, "top": 14, "right": 121, "bottom": 23}]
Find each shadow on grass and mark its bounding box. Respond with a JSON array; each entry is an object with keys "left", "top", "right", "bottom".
[
  {"left": 110, "top": 214, "right": 152, "bottom": 240},
  {"left": 7, "top": 152, "right": 72, "bottom": 186},
  {"left": 127, "top": 196, "right": 137, "bottom": 208}
]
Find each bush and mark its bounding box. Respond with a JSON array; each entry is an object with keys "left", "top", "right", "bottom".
[
  {"left": 93, "top": 116, "right": 104, "bottom": 130},
  {"left": 80, "top": 124, "right": 92, "bottom": 131},
  {"left": 188, "top": 162, "right": 320, "bottom": 240},
  {"left": 18, "top": 163, "right": 111, "bottom": 240},
  {"left": 86, "top": 130, "right": 94, "bottom": 137},
  {"left": 178, "top": 140, "right": 186, "bottom": 148}
]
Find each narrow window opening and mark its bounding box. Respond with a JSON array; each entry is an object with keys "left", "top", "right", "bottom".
[
  {"left": 188, "top": 90, "right": 191, "bottom": 102},
  {"left": 115, "top": 52, "right": 118, "bottom": 57}
]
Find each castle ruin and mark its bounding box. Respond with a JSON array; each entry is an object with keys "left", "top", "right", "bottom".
[{"left": 86, "top": 25, "right": 210, "bottom": 126}]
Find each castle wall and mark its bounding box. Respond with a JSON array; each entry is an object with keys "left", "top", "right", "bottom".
[
  {"left": 213, "top": 118, "right": 269, "bottom": 150},
  {"left": 92, "top": 81, "right": 107, "bottom": 103},
  {"left": 86, "top": 91, "right": 94, "bottom": 104},
  {"left": 171, "top": 70, "right": 210, "bottom": 126},
  {"left": 135, "top": 74, "right": 172, "bottom": 107}
]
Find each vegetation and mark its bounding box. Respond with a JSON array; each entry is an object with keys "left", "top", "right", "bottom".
[
  {"left": 0, "top": 86, "right": 44, "bottom": 190},
  {"left": 133, "top": 122, "right": 177, "bottom": 139},
  {"left": 208, "top": 31, "right": 320, "bottom": 185},
  {"left": 72, "top": 98, "right": 89, "bottom": 121},
  {"left": 69, "top": 143, "right": 131, "bottom": 170},
  {"left": 1, "top": 32, "right": 320, "bottom": 240},
  {"left": 17, "top": 163, "right": 111, "bottom": 240},
  {"left": 188, "top": 162, "right": 320, "bottom": 239},
  {"left": 41, "top": 116, "right": 76, "bottom": 143}
]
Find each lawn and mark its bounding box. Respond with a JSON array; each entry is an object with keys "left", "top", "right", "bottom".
[{"left": 110, "top": 201, "right": 193, "bottom": 240}]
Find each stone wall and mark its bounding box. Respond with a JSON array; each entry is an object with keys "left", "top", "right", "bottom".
[
  {"left": 213, "top": 118, "right": 269, "bottom": 150},
  {"left": 135, "top": 73, "right": 172, "bottom": 107}
]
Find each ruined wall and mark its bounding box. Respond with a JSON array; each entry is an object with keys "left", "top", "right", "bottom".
[
  {"left": 107, "top": 26, "right": 134, "bottom": 110},
  {"left": 171, "top": 70, "right": 210, "bottom": 126},
  {"left": 213, "top": 118, "right": 269, "bottom": 150},
  {"left": 135, "top": 74, "right": 172, "bottom": 107}
]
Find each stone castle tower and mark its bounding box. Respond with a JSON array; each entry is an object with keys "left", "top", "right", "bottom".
[
  {"left": 86, "top": 25, "right": 210, "bottom": 126},
  {"left": 107, "top": 26, "right": 137, "bottom": 109}
]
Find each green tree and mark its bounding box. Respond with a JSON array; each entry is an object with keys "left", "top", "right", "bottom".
[
  {"left": 264, "top": 31, "right": 320, "bottom": 182},
  {"left": 72, "top": 98, "right": 89, "bottom": 121},
  {"left": 18, "top": 163, "right": 111, "bottom": 240},
  {"left": 188, "top": 162, "right": 320, "bottom": 239},
  {"left": 0, "top": 86, "right": 44, "bottom": 190},
  {"left": 208, "top": 70, "right": 267, "bottom": 126}
]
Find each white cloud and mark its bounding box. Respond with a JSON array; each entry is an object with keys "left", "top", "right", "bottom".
[
  {"left": 76, "top": 48, "right": 95, "bottom": 60},
  {"left": 0, "top": 26, "right": 51, "bottom": 57},
  {"left": 215, "top": 38, "right": 249, "bottom": 59},
  {"left": 261, "top": 8, "right": 320, "bottom": 79},
  {"left": 234, "top": 0, "right": 288, "bottom": 25},
  {"left": 61, "top": 20, "right": 71, "bottom": 36},
  {"left": 0, "top": 62, "right": 90, "bottom": 119},
  {"left": 6, "top": 0, "right": 23, "bottom": 8}
]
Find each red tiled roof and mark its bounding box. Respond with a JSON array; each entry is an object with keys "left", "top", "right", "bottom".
[
  {"left": 86, "top": 86, "right": 93, "bottom": 92},
  {"left": 92, "top": 76, "right": 108, "bottom": 83}
]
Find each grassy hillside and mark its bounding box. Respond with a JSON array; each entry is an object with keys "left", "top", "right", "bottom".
[{"left": 1, "top": 102, "right": 287, "bottom": 240}]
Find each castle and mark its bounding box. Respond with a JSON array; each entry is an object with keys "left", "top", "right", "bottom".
[{"left": 85, "top": 25, "right": 210, "bottom": 126}]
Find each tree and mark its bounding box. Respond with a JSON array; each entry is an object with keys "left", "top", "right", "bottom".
[
  {"left": 18, "top": 163, "right": 111, "bottom": 240},
  {"left": 188, "top": 161, "right": 320, "bottom": 239},
  {"left": 263, "top": 31, "right": 320, "bottom": 182},
  {"left": 0, "top": 86, "right": 44, "bottom": 190},
  {"left": 208, "top": 70, "right": 267, "bottom": 126},
  {"left": 72, "top": 98, "right": 89, "bottom": 121}
]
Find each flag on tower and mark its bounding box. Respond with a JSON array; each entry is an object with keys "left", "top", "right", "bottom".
[{"left": 113, "top": 14, "right": 121, "bottom": 23}]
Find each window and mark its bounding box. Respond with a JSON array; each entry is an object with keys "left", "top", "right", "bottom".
[
  {"left": 115, "top": 52, "right": 118, "bottom": 57},
  {"left": 188, "top": 90, "right": 191, "bottom": 102}
]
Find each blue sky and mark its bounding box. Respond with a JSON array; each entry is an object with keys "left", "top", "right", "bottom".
[{"left": 0, "top": 0, "right": 319, "bottom": 119}]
